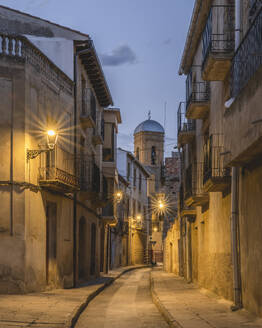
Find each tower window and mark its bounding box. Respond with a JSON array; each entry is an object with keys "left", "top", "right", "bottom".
[
  {"left": 136, "top": 147, "right": 140, "bottom": 160},
  {"left": 151, "top": 146, "right": 156, "bottom": 165}
]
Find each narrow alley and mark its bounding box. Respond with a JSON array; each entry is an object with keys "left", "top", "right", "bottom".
[{"left": 75, "top": 268, "right": 168, "bottom": 328}]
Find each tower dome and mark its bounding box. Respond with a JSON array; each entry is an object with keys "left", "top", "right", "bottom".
[{"left": 134, "top": 119, "right": 164, "bottom": 135}]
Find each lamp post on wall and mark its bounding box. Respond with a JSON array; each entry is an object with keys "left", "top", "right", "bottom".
[{"left": 27, "top": 129, "right": 58, "bottom": 160}]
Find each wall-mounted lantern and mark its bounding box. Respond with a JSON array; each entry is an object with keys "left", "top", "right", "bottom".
[{"left": 27, "top": 129, "right": 58, "bottom": 160}]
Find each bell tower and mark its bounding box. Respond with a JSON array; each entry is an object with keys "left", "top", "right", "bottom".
[{"left": 134, "top": 113, "right": 164, "bottom": 192}]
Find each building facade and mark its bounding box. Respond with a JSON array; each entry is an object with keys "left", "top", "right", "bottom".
[
  {"left": 133, "top": 116, "right": 165, "bottom": 263},
  {"left": 117, "top": 148, "right": 150, "bottom": 265},
  {"left": 165, "top": 0, "right": 262, "bottom": 317},
  {"left": 0, "top": 6, "right": 120, "bottom": 293}
]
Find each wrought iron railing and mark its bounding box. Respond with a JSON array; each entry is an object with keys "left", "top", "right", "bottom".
[
  {"left": 90, "top": 91, "right": 96, "bottom": 123},
  {"left": 231, "top": 6, "right": 262, "bottom": 98},
  {"left": 79, "top": 159, "right": 100, "bottom": 193},
  {"left": 101, "top": 118, "right": 105, "bottom": 141},
  {"left": 177, "top": 102, "right": 196, "bottom": 134},
  {"left": 203, "top": 134, "right": 231, "bottom": 184},
  {"left": 102, "top": 175, "right": 108, "bottom": 200},
  {"left": 103, "top": 147, "right": 114, "bottom": 162},
  {"left": 39, "top": 167, "right": 79, "bottom": 188},
  {"left": 249, "top": 0, "right": 262, "bottom": 22},
  {"left": 185, "top": 162, "right": 205, "bottom": 200},
  {"left": 202, "top": 5, "right": 235, "bottom": 69},
  {"left": 39, "top": 146, "right": 78, "bottom": 188},
  {"left": 0, "top": 34, "right": 73, "bottom": 95},
  {"left": 186, "top": 78, "right": 210, "bottom": 111},
  {"left": 102, "top": 200, "right": 114, "bottom": 217}
]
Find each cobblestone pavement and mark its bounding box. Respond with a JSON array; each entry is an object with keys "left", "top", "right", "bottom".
[{"left": 75, "top": 268, "right": 168, "bottom": 328}]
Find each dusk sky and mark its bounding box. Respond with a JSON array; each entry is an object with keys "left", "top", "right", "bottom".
[{"left": 1, "top": 0, "right": 195, "bottom": 156}]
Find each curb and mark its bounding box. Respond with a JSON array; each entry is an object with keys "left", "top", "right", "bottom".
[
  {"left": 150, "top": 270, "right": 183, "bottom": 328},
  {"left": 67, "top": 265, "right": 150, "bottom": 328}
]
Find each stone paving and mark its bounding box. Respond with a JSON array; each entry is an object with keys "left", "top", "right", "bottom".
[
  {"left": 0, "top": 266, "right": 146, "bottom": 328},
  {"left": 75, "top": 268, "right": 168, "bottom": 328},
  {"left": 151, "top": 267, "right": 262, "bottom": 328}
]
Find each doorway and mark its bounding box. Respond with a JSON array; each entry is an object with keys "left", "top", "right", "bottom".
[
  {"left": 46, "top": 202, "right": 57, "bottom": 285},
  {"left": 78, "top": 217, "right": 87, "bottom": 280},
  {"left": 90, "top": 223, "right": 96, "bottom": 276}
]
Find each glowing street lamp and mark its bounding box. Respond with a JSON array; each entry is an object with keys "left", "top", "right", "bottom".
[
  {"left": 27, "top": 129, "right": 58, "bottom": 160},
  {"left": 115, "top": 190, "right": 123, "bottom": 203},
  {"left": 47, "top": 129, "right": 58, "bottom": 150}
]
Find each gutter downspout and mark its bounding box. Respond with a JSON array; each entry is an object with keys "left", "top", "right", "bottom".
[
  {"left": 231, "top": 0, "right": 242, "bottom": 311},
  {"left": 73, "top": 50, "right": 78, "bottom": 288}
]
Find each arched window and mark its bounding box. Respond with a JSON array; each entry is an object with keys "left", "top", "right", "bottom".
[
  {"left": 151, "top": 146, "right": 156, "bottom": 165},
  {"left": 136, "top": 147, "right": 140, "bottom": 160}
]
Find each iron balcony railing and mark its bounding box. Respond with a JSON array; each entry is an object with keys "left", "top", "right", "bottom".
[
  {"left": 101, "top": 118, "right": 105, "bottom": 141},
  {"left": 102, "top": 175, "right": 108, "bottom": 200},
  {"left": 185, "top": 162, "right": 205, "bottom": 200},
  {"left": 79, "top": 159, "right": 100, "bottom": 193},
  {"left": 82, "top": 88, "right": 97, "bottom": 124},
  {"left": 203, "top": 134, "right": 231, "bottom": 185},
  {"left": 39, "top": 146, "right": 79, "bottom": 189},
  {"left": 102, "top": 200, "right": 114, "bottom": 217},
  {"left": 202, "top": 4, "right": 235, "bottom": 69},
  {"left": 103, "top": 147, "right": 114, "bottom": 162},
  {"left": 231, "top": 6, "right": 262, "bottom": 98},
  {"left": 186, "top": 81, "right": 210, "bottom": 112},
  {"left": 249, "top": 0, "right": 262, "bottom": 22},
  {"left": 177, "top": 102, "right": 196, "bottom": 134}
]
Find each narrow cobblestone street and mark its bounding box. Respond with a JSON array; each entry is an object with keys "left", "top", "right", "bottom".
[{"left": 75, "top": 268, "right": 168, "bottom": 328}]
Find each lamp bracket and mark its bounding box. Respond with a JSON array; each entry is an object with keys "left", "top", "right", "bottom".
[{"left": 27, "top": 149, "right": 49, "bottom": 161}]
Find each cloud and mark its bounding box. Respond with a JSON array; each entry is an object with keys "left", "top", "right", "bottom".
[{"left": 101, "top": 45, "right": 137, "bottom": 67}]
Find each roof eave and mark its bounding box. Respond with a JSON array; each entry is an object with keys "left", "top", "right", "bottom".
[{"left": 179, "top": 0, "right": 212, "bottom": 75}]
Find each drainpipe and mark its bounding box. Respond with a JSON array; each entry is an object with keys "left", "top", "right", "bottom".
[
  {"left": 73, "top": 50, "right": 78, "bottom": 287},
  {"left": 231, "top": 0, "right": 242, "bottom": 311}
]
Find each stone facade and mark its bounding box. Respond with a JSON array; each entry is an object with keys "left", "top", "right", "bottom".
[
  {"left": 165, "top": 0, "right": 262, "bottom": 318},
  {"left": 117, "top": 148, "right": 150, "bottom": 266},
  {"left": 0, "top": 8, "right": 118, "bottom": 293}
]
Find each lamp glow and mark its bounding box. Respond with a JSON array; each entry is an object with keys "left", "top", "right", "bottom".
[{"left": 47, "top": 129, "right": 56, "bottom": 136}]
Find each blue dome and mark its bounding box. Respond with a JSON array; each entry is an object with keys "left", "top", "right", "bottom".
[{"left": 134, "top": 119, "right": 164, "bottom": 134}]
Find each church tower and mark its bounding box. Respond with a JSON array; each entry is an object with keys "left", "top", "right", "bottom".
[
  {"left": 133, "top": 112, "right": 165, "bottom": 192},
  {"left": 134, "top": 113, "right": 165, "bottom": 263}
]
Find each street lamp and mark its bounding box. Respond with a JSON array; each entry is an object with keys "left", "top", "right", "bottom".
[
  {"left": 27, "top": 129, "right": 58, "bottom": 160},
  {"left": 114, "top": 190, "right": 123, "bottom": 203}
]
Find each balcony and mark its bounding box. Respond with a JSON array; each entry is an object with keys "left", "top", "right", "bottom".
[
  {"left": 177, "top": 102, "right": 196, "bottom": 147},
  {"left": 102, "top": 200, "right": 117, "bottom": 227},
  {"left": 179, "top": 185, "right": 196, "bottom": 219},
  {"left": 39, "top": 147, "right": 79, "bottom": 193},
  {"left": 203, "top": 135, "right": 231, "bottom": 192},
  {"left": 186, "top": 70, "right": 210, "bottom": 119},
  {"left": 202, "top": 4, "right": 235, "bottom": 81},
  {"left": 79, "top": 160, "right": 100, "bottom": 198},
  {"left": 231, "top": 6, "right": 262, "bottom": 98},
  {"left": 80, "top": 88, "right": 96, "bottom": 129},
  {"left": 184, "top": 163, "right": 209, "bottom": 207}
]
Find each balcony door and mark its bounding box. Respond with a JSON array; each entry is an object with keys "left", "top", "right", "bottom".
[
  {"left": 46, "top": 202, "right": 57, "bottom": 286},
  {"left": 90, "top": 223, "right": 96, "bottom": 276}
]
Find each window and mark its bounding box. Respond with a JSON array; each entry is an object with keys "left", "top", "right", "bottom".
[
  {"left": 127, "top": 162, "right": 131, "bottom": 181},
  {"left": 136, "top": 147, "right": 140, "bottom": 160},
  {"left": 151, "top": 146, "right": 156, "bottom": 165},
  {"left": 139, "top": 173, "right": 142, "bottom": 192},
  {"left": 133, "top": 199, "right": 136, "bottom": 217},
  {"left": 81, "top": 77, "right": 86, "bottom": 115},
  {"left": 133, "top": 168, "right": 137, "bottom": 187}
]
